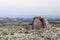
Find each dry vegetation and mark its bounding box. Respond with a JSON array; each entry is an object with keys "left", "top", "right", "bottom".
[{"left": 0, "top": 18, "right": 60, "bottom": 40}]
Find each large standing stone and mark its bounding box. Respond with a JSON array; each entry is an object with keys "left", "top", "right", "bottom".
[{"left": 32, "top": 16, "right": 51, "bottom": 30}]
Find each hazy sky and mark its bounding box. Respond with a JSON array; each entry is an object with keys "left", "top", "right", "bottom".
[{"left": 0, "top": 0, "right": 60, "bottom": 17}]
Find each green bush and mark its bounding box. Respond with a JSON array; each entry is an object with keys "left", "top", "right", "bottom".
[
  {"left": 2, "top": 28, "right": 9, "bottom": 35},
  {"left": 11, "top": 33, "right": 14, "bottom": 35},
  {"left": 24, "top": 31, "right": 29, "bottom": 34}
]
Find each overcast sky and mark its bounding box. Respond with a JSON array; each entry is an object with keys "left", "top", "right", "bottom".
[{"left": 0, "top": 0, "right": 60, "bottom": 17}]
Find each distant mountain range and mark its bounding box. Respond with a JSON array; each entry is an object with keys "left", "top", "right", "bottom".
[
  {"left": 0, "top": 15, "right": 60, "bottom": 26},
  {"left": 0, "top": 15, "right": 60, "bottom": 19}
]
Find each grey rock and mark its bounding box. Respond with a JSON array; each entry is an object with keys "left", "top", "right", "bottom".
[{"left": 32, "top": 16, "right": 51, "bottom": 30}]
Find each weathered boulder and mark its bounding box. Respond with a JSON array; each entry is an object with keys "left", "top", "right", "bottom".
[{"left": 32, "top": 16, "right": 51, "bottom": 30}]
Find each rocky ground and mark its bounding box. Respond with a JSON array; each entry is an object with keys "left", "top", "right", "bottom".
[{"left": 0, "top": 27, "right": 60, "bottom": 40}]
